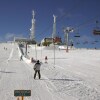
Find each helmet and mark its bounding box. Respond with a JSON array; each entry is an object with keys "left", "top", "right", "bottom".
[{"left": 37, "top": 60, "right": 39, "bottom": 63}]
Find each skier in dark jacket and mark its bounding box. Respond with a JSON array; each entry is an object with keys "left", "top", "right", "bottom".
[
  {"left": 34, "top": 60, "right": 41, "bottom": 79},
  {"left": 45, "top": 56, "right": 48, "bottom": 63}
]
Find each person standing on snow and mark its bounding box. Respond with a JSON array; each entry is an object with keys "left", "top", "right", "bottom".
[
  {"left": 45, "top": 56, "right": 48, "bottom": 63},
  {"left": 31, "top": 57, "right": 36, "bottom": 63},
  {"left": 33, "top": 60, "right": 41, "bottom": 79}
]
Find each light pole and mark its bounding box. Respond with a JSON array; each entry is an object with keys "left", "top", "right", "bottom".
[
  {"left": 35, "top": 43, "right": 37, "bottom": 60},
  {"left": 41, "top": 43, "right": 42, "bottom": 61},
  {"left": 53, "top": 38, "right": 55, "bottom": 66},
  {"left": 25, "top": 42, "right": 28, "bottom": 56},
  {"left": 64, "top": 27, "right": 73, "bottom": 52}
]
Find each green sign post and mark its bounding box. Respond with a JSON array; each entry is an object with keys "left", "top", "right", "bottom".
[{"left": 14, "top": 90, "right": 31, "bottom": 100}]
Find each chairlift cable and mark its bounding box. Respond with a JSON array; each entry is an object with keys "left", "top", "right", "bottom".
[
  {"left": 73, "top": 14, "right": 100, "bottom": 31},
  {"left": 35, "top": 0, "right": 83, "bottom": 41},
  {"left": 35, "top": 1, "right": 100, "bottom": 42}
]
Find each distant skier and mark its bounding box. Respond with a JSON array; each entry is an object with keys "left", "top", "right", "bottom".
[
  {"left": 17, "top": 97, "right": 20, "bottom": 100},
  {"left": 31, "top": 57, "right": 36, "bottom": 63},
  {"left": 45, "top": 56, "right": 48, "bottom": 63},
  {"left": 71, "top": 43, "right": 74, "bottom": 49},
  {"left": 33, "top": 60, "right": 41, "bottom": 79}
]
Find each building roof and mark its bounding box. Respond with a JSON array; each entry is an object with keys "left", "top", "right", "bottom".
[{"left": 14, "top": 38, "right": 36, "bottom": 44}]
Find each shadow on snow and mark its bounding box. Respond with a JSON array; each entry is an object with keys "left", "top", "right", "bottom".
[
  {"left": 0, "top": 71, "right": 16, "bottom": 73},
  {"left": 40, "top": 78, "right": 82, "bottom": 81}
]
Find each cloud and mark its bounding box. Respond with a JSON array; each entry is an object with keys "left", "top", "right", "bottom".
[
  {"left": 0, "top": 37, "right": 3, "bottom": 42},
  {"left": 57, "top": 8, "right": 71, "bottom": 18},
  {"left": 5, "top": 33, "right": 15, "bottom": 40},
  {"left": 57, "top": 8, "right": 84, "bottom": 20},
  {"left": 57, "top": 8, "right": 65, "bottom": 16},
  {"left": 5, "top": 33, "right": 24, "bottom": 41}
]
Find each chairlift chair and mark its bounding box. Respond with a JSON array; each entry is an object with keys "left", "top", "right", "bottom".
[
  {"left": 94, "top": 40, "right": 98, "bottom": 42},
  {"left": 93, "top": 29, "right": 100, "bottom": 35},
  {"left": 93, "top": 20, "right": 100, "bottom": 35},
  {"left": 74, "top": 32, "right": 80, "bottom": 37}
]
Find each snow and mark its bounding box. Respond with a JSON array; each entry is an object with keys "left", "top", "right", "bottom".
[{"left": 0, "top": 43, "right": 100, "bottom": 100}]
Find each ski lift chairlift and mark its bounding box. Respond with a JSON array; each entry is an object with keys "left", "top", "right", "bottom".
[
  {"left": 93, "top": 20, "right": 100, "bottom": 35},
  {"left": 93, "top": 29, "right": 100, "bottom": 35},
  {"left": 94, "top": 40, "right": 98, "bottom": 42},
  {"left": 74, "top": 32, "right": 80, "bottom": 37}
]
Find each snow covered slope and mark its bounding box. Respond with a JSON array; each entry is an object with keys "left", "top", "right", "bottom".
[{"left": 0, "top": 43, "right": 100, "bottom": 100}]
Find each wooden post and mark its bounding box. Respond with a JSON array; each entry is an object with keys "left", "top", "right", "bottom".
[
  {"left": 25, "top": 43, "right": 27, "bottom": 56},
  {"left": 22, "top": 96, "right": 24, "bottom": 100},
  {"left": 66, "top": 32, "right": 69, "bottom": 52},
  {"left": 17, "top": 97, "right": 20, "bottom": 100}
]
